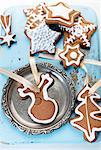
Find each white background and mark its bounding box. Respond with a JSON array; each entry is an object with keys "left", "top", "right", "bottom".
[{"left": 0, "top": 0, "right": 101, "bottom": 150}]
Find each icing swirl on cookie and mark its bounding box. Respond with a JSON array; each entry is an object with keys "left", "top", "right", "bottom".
[{"left": 70, "top": 84, "right": 101, "bottom": 142}]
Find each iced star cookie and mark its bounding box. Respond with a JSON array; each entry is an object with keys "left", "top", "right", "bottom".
[
  {"left": 17, "top": 73, "right": 58, "bottom": 124},
  {"left": 0, "top": 15, "right": 16, "bottom": 47},
  {"left": 43, "top": 2, "right": 80, "bottom": 27},
  {"left": 24, "top": 4, "right": 61, "bottom": 55},
  {"left": 25, "top": 23, "right": 61, "bottom": 55},
  {"left": 70, "top": 84, "right": 101, "bottom": 142},
  {"left": 61, "top": 16, "right": 97, "bottom": 48},
  {"left": 59, "top": 43, "right": 84, "bottom": 68}
]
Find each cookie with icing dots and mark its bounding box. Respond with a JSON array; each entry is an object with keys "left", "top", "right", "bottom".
[
  {"left": 25, "top": 22, "right": 61, "bottom": 55},
  {"left": 17, "top": 73, "right": 58, "bottom": 124},
  {"left": 0, "top": 15, "right": 16, "bottom": 47},
  {"left": 43, "top": 2, "right": 80, "bottom": 27},
  {"left": 61, "top": 16, "right": 97, "bottom": 49},
  {"left": 70, "top": 84, "right": 101, "bottom": 142},
  {"left": 59, "top": 43, "right": 84, "bottom": 68},
  {"left": 24, "top": 4, "right": 61, "bottom": 55}
]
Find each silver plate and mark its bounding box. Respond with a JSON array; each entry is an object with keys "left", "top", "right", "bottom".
[{"left": 2, "top": 63, "right": 75, "bottom": 135}]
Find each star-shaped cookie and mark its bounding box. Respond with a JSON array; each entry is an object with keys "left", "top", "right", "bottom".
[
  {"left": 59, "top": 43, "right": 84, "bottom": 68},
  {"left": 0, "top": 34, "right": 16, "bottom": 47},
  {"left": 43, "top": 2, "right": 80, "bottom": 27},
  {"left": 0, "top": 15, "right": 16, "bottom": 47},
  {"left": 62, "top": 16, "right": 97, "bottom": 48},
  {"left": 25, "top": 23, "right": 61, "bottom": 55}
]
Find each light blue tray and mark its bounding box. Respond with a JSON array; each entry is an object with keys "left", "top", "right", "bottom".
[{"left": 0, "top": 5, "right": 101, "bottom": 145}]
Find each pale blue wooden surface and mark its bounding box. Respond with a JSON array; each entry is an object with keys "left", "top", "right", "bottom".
[{"left": 0, "top": 6, "right": 101, "bottom": 145}]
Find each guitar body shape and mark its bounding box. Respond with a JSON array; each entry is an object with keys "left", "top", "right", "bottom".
[{"left": 17, "top": 73, "right": 58, "bottom": 124}]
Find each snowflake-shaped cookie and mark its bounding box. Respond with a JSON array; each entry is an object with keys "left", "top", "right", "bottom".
[
  {"left": 60, "top": 16, "right": 97, "bottom": 48},
  {"left": 24, "top": 4, "right": 46, "bottom": 30}
]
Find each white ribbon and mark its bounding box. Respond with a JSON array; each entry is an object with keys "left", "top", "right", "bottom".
[
  {"left": 89, "top": 79, "right": 101, "bottom": 95},
  {"left": 29, "top": 53, "right": 40, "bottom": 85},
  {"left": 0, "top": 67, "right": 35, "bottom": 92}
]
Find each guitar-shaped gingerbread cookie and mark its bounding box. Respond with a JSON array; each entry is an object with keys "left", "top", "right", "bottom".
[
  {"left": 17, "top": 73, "right": 58, "bottom": 124},
  {"left": 0, "top": 67, "right": 58, "bottom": 124}
]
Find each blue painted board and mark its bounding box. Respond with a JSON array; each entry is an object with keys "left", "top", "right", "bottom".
[{"left": 0, "top": 5, "right": 101, "bottom": 145}]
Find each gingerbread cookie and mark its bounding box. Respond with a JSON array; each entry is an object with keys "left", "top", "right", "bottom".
[
  {"left": 24, "top": 4, "right": 61, "bottom": 55},
  {"left": 43, "top": 2, "right": 80, "bottom": 27},
  {"left": 18, "top": 73, "right": 58, "bottom": 124},
  {"left": 0, "top": 15, "right": 16, "bottom": 47},
  {"left": 59, "top": 43, "right": 84, "bottom": 68},
  {"left": 24, "top": 3, "right": 46, "bottom": 30},
  {"left": 25, "top": 23, "right": 61, "bottom": 55},
  {"left": 61, "top": 16, "right": 97, "bottom": 48},
  {"left": 70, "top": 84, "right": 101, "bottom": 142}
]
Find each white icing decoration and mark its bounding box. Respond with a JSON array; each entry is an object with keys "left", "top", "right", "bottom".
[
  {"left": 0, "top": 15, "right": 16, "bottom": 47},
  {"left": 17, "top": 73, "right": 58, "bottom": 124},
  {"left": 44, "top": 2, "right": 79, "bottom": 26},
  {"left": 70, "top": 84, "right": 101, "bottom": 142},
  {"left": 62, "top": 17, "right": 96, "bottom": 47},
  {"left": 0, "top": 34, "right": 16, "bottom": 47},
  {"left": 24, "top": 5, "right": 61, "bottom": 54},
  {"left": 47, "top": 3, "right": 73, "bottom": 20},
  {"left": 70, "top": 51, "right": 77, "bottom": 59},
  {"left": 25, "top": 23, "right": 61, "bottom": 54},
  {"left": 59, "top": 44, "right": 84, "bottom": 66}
]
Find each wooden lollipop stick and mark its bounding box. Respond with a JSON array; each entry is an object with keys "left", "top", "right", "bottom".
[{"left": 0, "top": 67, "right": 35, "bottom": 91}]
